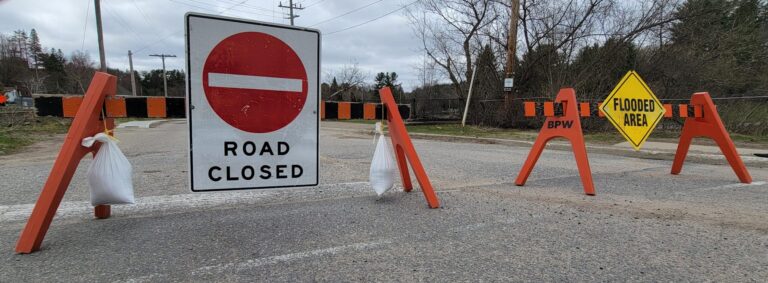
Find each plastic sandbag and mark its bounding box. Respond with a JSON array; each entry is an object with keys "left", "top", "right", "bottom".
[
  {"left": 369, "top": 122, "right": 397, "bottom": 196},
  {"left": 82, "top": 133, "right": 135, "bottom": 205}
]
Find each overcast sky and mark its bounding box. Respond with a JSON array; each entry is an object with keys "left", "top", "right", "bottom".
[{"left": 0, "top": 0, "right": 427, "bottom": 90}]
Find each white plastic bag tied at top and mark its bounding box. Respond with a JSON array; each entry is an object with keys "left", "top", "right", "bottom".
[
  {"left": 369, "top": 122, "right": 398, "bottom": 196},
  {"left": 81, "top": 133, "right": 135, "bottom": 206}
]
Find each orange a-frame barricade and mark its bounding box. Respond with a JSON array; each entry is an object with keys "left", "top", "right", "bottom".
[
  {"left": 379, "top": 87, "right": 440, "bottom": 208},
  {"left": 515, "top": 88, "right": 596, "bottom": 195},
  {"left": 16, "top": 72, "right": 117, "bottom": 254},
  {"left": 671, "top": 92, "right": 752, "bottom": 183}
]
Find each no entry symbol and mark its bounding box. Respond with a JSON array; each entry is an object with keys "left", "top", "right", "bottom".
[{"left": 202, "top": 32, "right": 308, "bottom": 133}]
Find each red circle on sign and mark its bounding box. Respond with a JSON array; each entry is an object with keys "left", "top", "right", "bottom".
[{"left": 203, "top": 32, "right": 307, "bottom": 133}]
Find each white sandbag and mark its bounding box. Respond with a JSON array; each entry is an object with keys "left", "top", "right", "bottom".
[
  {"left": 369, "top": 122, "right": 397, "bottom": 196},
  {"left": 81, "top": 133, "right": 135, "bottom": 205}
]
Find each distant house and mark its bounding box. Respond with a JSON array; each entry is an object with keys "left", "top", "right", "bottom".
[{"left": 3, "top": 89, "right": 19, "bottom": 103}]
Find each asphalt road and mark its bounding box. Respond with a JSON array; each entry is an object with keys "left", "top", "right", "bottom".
[{"left": 1, "top": 120, "right": 767, "bottom": 282}]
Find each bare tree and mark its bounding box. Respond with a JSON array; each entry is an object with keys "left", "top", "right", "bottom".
[
  {"left": 407, "top": 0, "right": 500, "bottom": 99},
  {"left": 480, "top": 0, "right": 681, "bottom": 97},
  {"left": 66, "top": 51, "right": 96, "bottom": 93},
  {"left": 324, "top": 60, "right": 369, "bottom": 101}
]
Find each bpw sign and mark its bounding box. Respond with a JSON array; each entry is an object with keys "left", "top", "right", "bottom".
[
  {"left": 547, "top": 120, "right": 574, "bottom": 129},
  {"left": 185, "top": 13, "right": 320, "bottom": 191}
]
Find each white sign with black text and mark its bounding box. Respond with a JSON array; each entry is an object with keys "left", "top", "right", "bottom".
[{"left": 186, "top": 13, "right": 320, "bottom": 191}]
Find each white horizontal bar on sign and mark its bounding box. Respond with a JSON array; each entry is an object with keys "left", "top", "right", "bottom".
[{"left": 208, "top": 73, "right": 303, "bottom": 92}]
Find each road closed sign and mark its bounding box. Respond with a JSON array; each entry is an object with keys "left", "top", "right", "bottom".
[
  {"left": 601, "top": 71, "right": 665, "bottom": 151},
  {"left": 186, "top": 13, "right": 319, "bottom": 191}
]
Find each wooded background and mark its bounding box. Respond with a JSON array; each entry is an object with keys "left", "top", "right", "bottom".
[{"left": 2, "top": 0, "right": 766, "bottom": 134}]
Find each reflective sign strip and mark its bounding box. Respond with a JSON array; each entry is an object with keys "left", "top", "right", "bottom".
[{"left": 208, "top": 73, "right": 303, "bottom": 92}]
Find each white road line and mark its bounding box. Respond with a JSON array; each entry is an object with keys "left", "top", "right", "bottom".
[
  {"left": 693, "top": 181, "right": 766, "bottom": 191},
  {"left": 0, "top": 182, "right": 370, "bottom": 223},
  {"left": 193, "top": 239, "right": 394, "bottom": 276},
  {"left": 121, "top": 223, "right": 490, "bottom": 282},
  {"left": 208, "top": 73, "right": 303, "bottom": 92}
]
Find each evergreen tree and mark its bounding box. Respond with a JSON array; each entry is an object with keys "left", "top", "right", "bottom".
[
  {"left": 28, "top": 29, "right": 42, "bottom": 69},
  {"left": 12, "top": 30, "right": 28, "bottom": 60},
  {"left": 328, "top": 77, "right": 340, "bottom": 101},
  {"left": 41, "top": 48, "right": 69, "bottom": 93},
  {"left": 467, "top": 44, "right": 502, "bottom": 125},
  {"left": 664, "top": 0, "right": 768, "bottom": 95},
  {"left": 373, "top": 72, "right": 404, "bottom": 103}
]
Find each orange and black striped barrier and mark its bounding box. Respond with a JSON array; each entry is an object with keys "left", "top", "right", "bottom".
[
  {"left": 34, "top": 96, "right": 186, "bottom": 118},
  {"left": 320, "top": 101, "right": 411, "bottom": 121},
  {"left": 523, "top": 100, "right": 704, "bottom": 119},
  {"left": 518, "top": 90, "right": 752, "bottom": 194}
]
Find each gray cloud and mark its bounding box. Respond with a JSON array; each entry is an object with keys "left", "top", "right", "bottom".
[{"left": 0, "top": 0, "right": 427, "bottom": 90}]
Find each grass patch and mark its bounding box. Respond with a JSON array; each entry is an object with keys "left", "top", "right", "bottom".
[
  {"left": 0, "top": 134, "right": 32, "bottom": 154},
  {"left": 0, "top": 117, "right": 71, "bottom": 156},
  {"left": 335, "top": 119, "right": 378, "bottom": 125},
  {"left": 582, "top": 132, "right": 625, "bottom": 144},
  {"left": 729, "top": 133, "right": 768, "bottom": 144},
  {"left": 404, "top": 123, "right": 533, "bottom": 140}
]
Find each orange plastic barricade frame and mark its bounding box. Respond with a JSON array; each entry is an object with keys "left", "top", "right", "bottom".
[
  {"left": 515, "top": 88, "right": 596, "bottom": 195},
  {"left": 379, "top": 87, "right": 440, "bottom": 208},
  {"left": 16, "top": 72, "right": 117, "bottom": 254},
  {"left": 671, "top": 92, "right": 752, "bottom": 183}
]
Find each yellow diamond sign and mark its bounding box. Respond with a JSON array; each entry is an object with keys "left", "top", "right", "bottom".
[{"left": 601, "top": 71, "right": 665, "bottom": 151}]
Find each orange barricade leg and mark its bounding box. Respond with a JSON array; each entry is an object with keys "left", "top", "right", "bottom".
[
  {"left": 515, "top": 88, "right": 595, "bottom": 195},
  {"left": 671, "top": 92, "right": 751, "bottom": 183},
  {"left": 16, "top": 72, "right": 117, "bottom": 254},
  {"left": 379, "top": 87, "right": 440, "bottom": 208}
]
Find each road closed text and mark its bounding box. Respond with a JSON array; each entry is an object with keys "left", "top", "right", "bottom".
[{"left": 207, "top": 141, "right": 303, "bottom": 182}]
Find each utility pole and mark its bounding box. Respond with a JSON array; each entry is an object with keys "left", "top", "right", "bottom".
[
  {"left": 504, "top": 0, "right": 520, "bottom": 104},
  {"left": 462, "top": 58, "right": 479, "bottom": 127},
  {"left": 279, "top": 0, "right": 304, "bottom": 26},
  {"left": 128, "top": 50, "right": 137, "bottom": 96},
  {"left": 149, "top": 54, "right": 176, "bottom": 97},
  {"left": 94, "top": 0, "right": 107, "bottom": 71}
]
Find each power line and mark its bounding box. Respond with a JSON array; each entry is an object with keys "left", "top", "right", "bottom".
[
  {"left": 325, "top": 0, "right": 420, "bottom": 35},
  {"left": 131, "top": 0, "right": 153, "bottom": 27},
  {"left": 80, "top": 0, "right": 91, "bottom": 51},
  {"left": 215, "top": 0, "right": 275, "bottom": 13},
  {"left": 134, "top": 0, "right": 250, "bottom": 55},
  {"left": 303, "top": 0, "right": 325, "bottom": 9},
  {"left": 309, "top": 0, "right": 384, "bottom": 27},
  {"left": 220, "top": 0, "right": 250, "bottom": 15},
  {"left": 103, "top": 2, "right": 148, "bottom": 43},
  {"left": 181, "top": 0, "right": 272, "bottom": 17},
  {"left": 169, "top": 0, "right": 266, "bottom": 17}
]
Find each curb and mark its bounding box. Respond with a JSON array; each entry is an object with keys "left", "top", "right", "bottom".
[{"left": 117, "top": 119, "right": 169, "bottom": 129}]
